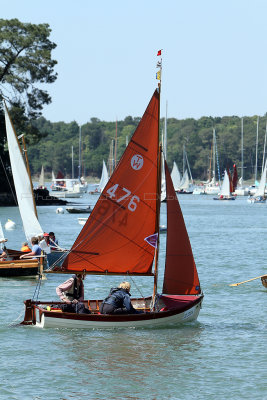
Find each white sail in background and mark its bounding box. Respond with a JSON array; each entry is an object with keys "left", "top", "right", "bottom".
[
  {"left": 38, "top": 165, "right": 45, "bottom": 187},
  {"left": 98, "top": 161, "right": 109, "bottom": 192},
  {"left": 52, "top": 170, "right": 55, "bottom": 181},
  {"left": 4, "top": 103, "right": 43, "bottom": 242},
  {"left": 179, "top": 170, "right": 190, "bottom": 190},
  {"left": 220, "top": 170, "right": 230, "bottom": 197},
  {"left": 0, "top": 221, "right": 6, "bottom": 248},
  {"left": 254, "top": 160, "right": 267, "bottom": 197},
  {"left": 171, "top": 161, "right": 181, "bottom": 191}
]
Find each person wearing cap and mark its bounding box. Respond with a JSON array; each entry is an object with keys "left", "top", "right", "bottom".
[
  {"left": 39, "top": 233, "right": 51, "bottom": 254},
  {"left": 49, "top": 232, "right": 58, "bottom": 250},
  {"left": 56, "top": 274, "right": 90, "bottom": 314},
  {"left": 100, "top": 281, "right": 140, "bottom": 314}
]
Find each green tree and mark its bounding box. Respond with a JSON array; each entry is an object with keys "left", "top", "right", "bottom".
[
  {"left": 0, "top": 18, "right": 57, "bottom": 120},
  {"left": 0, "top": 18, "right": 57, "bottom": 193}
]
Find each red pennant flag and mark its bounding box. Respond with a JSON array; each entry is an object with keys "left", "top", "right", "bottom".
[{"left": 157, "top": 50, "right": 162, "bottom": 56}]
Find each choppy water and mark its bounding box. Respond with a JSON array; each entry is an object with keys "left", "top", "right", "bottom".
[{"left": 0, "top": 193, "right": 266, "bottom": 400}]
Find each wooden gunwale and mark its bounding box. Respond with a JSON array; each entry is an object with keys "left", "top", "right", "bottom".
[{"left": 46, "top": 269, "right": 154, "bottom": 276}]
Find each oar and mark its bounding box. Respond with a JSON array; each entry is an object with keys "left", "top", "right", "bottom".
[{"left": 229, "top": 274, "right": 266, "bottom": 286}]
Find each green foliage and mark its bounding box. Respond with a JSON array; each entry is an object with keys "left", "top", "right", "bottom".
[
  {"left": 24, "top": 114, "right": 267, "bottom": 182},
  {"left": 0, "top": 18, "right": 57, "bottom": 119},
  {"left": 0, "top": 18, "right": 57, "bottom": 192}
]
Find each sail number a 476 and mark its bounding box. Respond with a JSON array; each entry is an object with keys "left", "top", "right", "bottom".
[{"left": 106, "top": 184, "right": 140, "bottom": 212}]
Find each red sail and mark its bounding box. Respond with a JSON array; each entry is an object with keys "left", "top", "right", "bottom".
[
  {"left": 61, "top": 90, "right": 160, "bottom": 275},
  {"left": 232, "top": 164, "right": 238, "bottom": 191},
  {"left": 162, "top": 161, "right": 201, "bottom": 295}
]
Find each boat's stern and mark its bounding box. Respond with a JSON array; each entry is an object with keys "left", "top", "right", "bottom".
[{"left": 21, "top": 299, "right": 36, "bottom": 325}]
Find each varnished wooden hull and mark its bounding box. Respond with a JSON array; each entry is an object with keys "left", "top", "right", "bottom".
[
  {"left": 22, "top": 295, "right": 203, "bottom": 329},
  {"left": 0, "top": 259, "right": 40, "bottom": 277},
  {"left": 261, "top": 275, "right": 267, "bottom": 288}
]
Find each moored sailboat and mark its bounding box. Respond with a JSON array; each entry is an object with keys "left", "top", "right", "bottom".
[
  {"left": 22, "top": 60, "right": 203, "bottom": 329},
  {"left": 213, "top": 169, "right": 235, "bottom": 200}
]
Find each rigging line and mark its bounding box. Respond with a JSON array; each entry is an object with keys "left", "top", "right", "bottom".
[
  {"left": 32, "top": 274, "right": 42, "bottom": 301},
  {"left": 128, "top": 274, "right": 145, "bottom": 298},
  {"left": 47, "top": 251, "right": 70, "bottom": 271},
  {"left": 0, "top": 155, "right": 18, "bottom": 205}
]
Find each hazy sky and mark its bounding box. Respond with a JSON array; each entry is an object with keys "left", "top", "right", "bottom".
[{"left": 2, "top": 0, "right": 267, "bottom": 123}]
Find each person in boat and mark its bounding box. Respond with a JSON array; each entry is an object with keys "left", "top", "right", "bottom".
[
  {"left": 56, "top": 274, "right": 90, "bottom": 314},
  {"left": 100, "top": 281, "right": 141, "bottom": 314},
  {"left": 0, "top": 248, "right": 7, "bottom": 261},
  {"left": 20, "top": 242, "right": 31, "bottom": 252},
  {"left": 38, "top": 233, "right": 51, "bottom": 254},
  {"left": 49, "top": 232, "right": 58, "bottom": 250},
  {"left": 19, "top": 237, "right": 42, "bottom": 259}
]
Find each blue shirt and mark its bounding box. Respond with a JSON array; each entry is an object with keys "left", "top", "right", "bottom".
[{"left": 32, "top": 244, "right": 42, "bottom": 256}]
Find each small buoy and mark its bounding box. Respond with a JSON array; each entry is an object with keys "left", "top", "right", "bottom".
[
  {"left": 56, "top": 207, "right": 64, "bottom": 214},
  {"left": 5, "top": 219, "right": 16, "bottom": 230}
]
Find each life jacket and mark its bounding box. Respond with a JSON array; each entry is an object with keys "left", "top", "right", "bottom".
[
  {"left": 21, "top": 245, "right": 31, "bottom": 252},
  {"left": 65, "top": 277, "right": 83, "bottom": 301}
]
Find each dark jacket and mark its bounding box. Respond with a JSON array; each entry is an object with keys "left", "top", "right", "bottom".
[{"left": 103, "top": 288, "right": 135, "bottom": 312}]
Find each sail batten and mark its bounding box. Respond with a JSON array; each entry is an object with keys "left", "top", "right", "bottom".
[{"left": 61, "top": 90, "right": 160, "bottom": 275}]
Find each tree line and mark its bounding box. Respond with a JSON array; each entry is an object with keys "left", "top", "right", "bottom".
[{"left": 25, "top": 113, "right": 267, "bottom": 183}]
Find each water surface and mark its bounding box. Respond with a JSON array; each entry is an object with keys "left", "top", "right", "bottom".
[{"left": 0, "top": 194, "right": 266, "bottom": 399}]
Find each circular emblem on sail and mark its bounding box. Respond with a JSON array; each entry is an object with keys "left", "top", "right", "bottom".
[{"left": 131, "top": 155, "right": 143, "bottom": 170}]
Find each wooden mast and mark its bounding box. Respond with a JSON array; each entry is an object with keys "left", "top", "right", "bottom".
[
  {"left": 21, "top": 135, "right": 38, "bottom": 219},
  {"left": 152, "top": 50, "right": 162, "bottom": 304}
]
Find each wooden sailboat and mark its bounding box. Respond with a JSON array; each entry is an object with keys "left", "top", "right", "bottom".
[
  {"left": 22, "top": 82, "right": 203, "bottom": 328},
  {"left": 213, "top": 169, "right": 235, "bottom": 200},
  {"left": 261, "top": 275, "right": 267, "bottom": 288},
  {"left": 0, "top": 102, "right": 44, "bottom": 277}
]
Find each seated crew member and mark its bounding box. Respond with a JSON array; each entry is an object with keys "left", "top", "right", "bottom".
[
  {"left": 49, "top": 232, "right": 58, "bottom": 250},
  {"left": 19, "top": 237, "right": 42, "bottom": 259},
  {"left": 0, "top": 248, "right": 7, "bottom": 261},
  {"left": 100, "top": 281, "right": 141, "bottom": 314},
  {"left": 21, "top": 242, "right": 31, "bottom": 252},
  {"left": 56, "top": 274, "right": 90, "bottom": 314}
]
